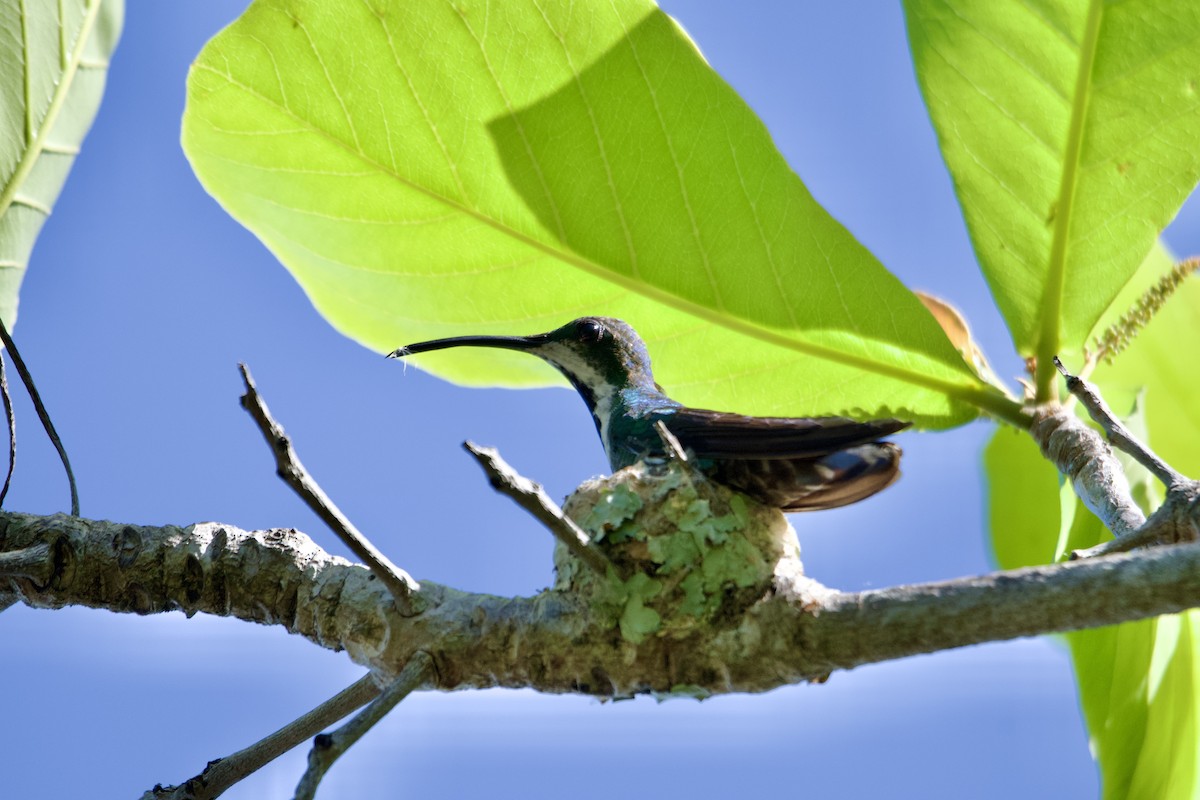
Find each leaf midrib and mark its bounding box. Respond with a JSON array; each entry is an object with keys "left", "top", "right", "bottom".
[
  {"left": 192, "top": 55, "right": 1024, "bottom": 425},
  {"left": 1035, "top": 0, "right": 1104, "bottom": 401}
]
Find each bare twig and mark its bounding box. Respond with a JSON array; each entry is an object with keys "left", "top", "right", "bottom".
[
  {"left": 1070, "top": 483, "right": 1200, "bottom": 559},
  {"left": 0, "top": 354, "right": 15, "bottom": 507},
  {"left": 1071, "top": 521, "right": 1169, "bottom": 560},
  {"left": 1047, "top": 358, "right": 1199, "bottom": 559},
  {"left": 294, "top": 653, "right": 433, "bottom": 800},
  {"left": 0, "top": 317, "right": 78, "bottom": 515},
  {"left": 144, "top": 674, "right": 382, "bottom": 800},
  {"left": 463, "top": 441, "right": 612, "bottom": 576},
  {"left": 653, "top": 420, "right": 688, "bottom": 462},
  {"left": 238, "top": 364, "right": 422, "bottom": 612},
  {"left": 1054, "top": 357, "right": 1184, "bottom": 487}
]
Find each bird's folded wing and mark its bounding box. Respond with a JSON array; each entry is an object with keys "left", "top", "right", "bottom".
[{"left": 663, "top": 410, "right": 909, "bottom": 460}]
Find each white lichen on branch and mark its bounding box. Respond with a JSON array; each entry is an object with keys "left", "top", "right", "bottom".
[
  {"left": 1029, "top": 407, "right": 1146, "bottom": 538},
  {"left": 1043, "top": 359, "right": 1200, "bottom": 559}
]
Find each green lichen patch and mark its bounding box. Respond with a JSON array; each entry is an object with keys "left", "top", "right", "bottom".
[
  {"left": 579, "top": 483, "right": 644, "bottom": 543},
  {"left": 557, "top": 460, "right": 801, "bottom": 644}
]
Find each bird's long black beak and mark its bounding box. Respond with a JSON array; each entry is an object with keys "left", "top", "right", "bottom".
[{"left": 386, "top": 333, "right": 546, "bottom": 359}]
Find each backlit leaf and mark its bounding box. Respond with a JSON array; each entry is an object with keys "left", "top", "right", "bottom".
[
  {"left": 906, "top": 0, "right": 1200, "bottom": 396},
  {"left": 0, "top": 0, "right": 123, "bottom": 326},
  {"left": 182, "top": 0, "right": 1015, "bottom": 426}
]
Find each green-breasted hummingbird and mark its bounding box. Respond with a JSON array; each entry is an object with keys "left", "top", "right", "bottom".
[{"left": 389, "top": 317, "right": 907, "bottom": 511}]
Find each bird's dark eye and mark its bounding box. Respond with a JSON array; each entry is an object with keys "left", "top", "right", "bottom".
[{"left": 577, "top": 319, "right": 606, "bottom": 343}]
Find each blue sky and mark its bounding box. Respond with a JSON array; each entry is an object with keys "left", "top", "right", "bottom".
[{"left": 5, "top": 2, "right": 1198, "bottom": 797}]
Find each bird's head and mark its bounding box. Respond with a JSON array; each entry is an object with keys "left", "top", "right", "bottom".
[{"left": 389, "top": 317, "right": 658, "bottom": 410}]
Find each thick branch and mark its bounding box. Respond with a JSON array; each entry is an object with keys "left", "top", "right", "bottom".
[
  {"left": 814, "top": 544, "right": 1200, "bottom": 670},
  {"left": 4, "top": 510, "right": 1200, "bottom": 696}
]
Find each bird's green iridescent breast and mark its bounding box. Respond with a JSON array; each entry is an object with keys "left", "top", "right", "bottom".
[{"left": 601, "top": 388, "right": 682, "bottom": 470}]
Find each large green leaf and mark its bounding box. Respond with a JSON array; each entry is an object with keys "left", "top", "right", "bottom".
[
  {"left": 987, "top": 298, "right": 1200, "bottom": 799},
  {"left": 986, "top": 411, "right": 1200, "bottom": 799},
  {"left": 1064, "top": 404, "right": 1199, "bottom": 800},
  {"left": 0, "top": 0, "right": 123, "bottom": 326},
  {"left": 182, "top": 0, "right": 1018, "bottom": 427},
  {"left": 1070, "top": 592, "right": 1200, "bottom": 799},
  {"left": 905, "top": 0, "right": 1200, "bottom": 397},
  {"left": 983, "top": 425, "right": 1064, "bottom": 569},
  {"left": 1085, "top": 239, "right": 1174, "bottom": 351}
]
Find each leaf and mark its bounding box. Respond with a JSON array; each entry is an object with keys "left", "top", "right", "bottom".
[
  {"left": 986, "top": 392, "right": 1200, "bottom": 799},
  {"left": 1062, "top": 483, "right": 1200, "bottom": 800},
  {"left": 983, "top": 425, "right": 1062, "bottom": 569},
  {"left": 1085, "top": 239, "right": 1174, "bottom": 357},
  {"left": 181, "top": 0, "right": 1016, "bottom": 427},
  {"left": 905, "top": 0, "right": 1200, "bottom": 396},
  {"left": 917, "top": 291, "right": 1012, "bottom": 395},
  {"left": 1081, "top": 257, "right": 1200, "bottom": 800},
  {"left": 0, "top": 0, "right": 124, "bottom": 326},
  {"left": 1070, "top": 610, "right": 1200, "bottom": 799}
]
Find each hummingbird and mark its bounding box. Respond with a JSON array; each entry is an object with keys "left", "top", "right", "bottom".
[{"left": 389, "top": 317, "right": 907, "bottom": 511}]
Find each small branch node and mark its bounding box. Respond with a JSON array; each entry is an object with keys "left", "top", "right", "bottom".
[
  {"left": 237, "top": 364, "right": 422, "bottom": 613},
  {"left": 463, "top": 441, "right": 612, "bottom": 576}
]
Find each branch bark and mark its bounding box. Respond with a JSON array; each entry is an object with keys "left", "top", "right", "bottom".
[
  {"left": 4, "top": 508, "right": 1199, "bottom": 696},
  {"left": 1035, "top": 362, "right": 1200, "bottom": 559}
]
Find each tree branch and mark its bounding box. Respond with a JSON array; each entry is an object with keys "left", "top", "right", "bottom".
[
  {"left": 1040, "top": 360, "right": 1200, "bottom": 559},
  {"left": 1028, "top": 407, "right": 1145, "bottom": 538},
  {"left": 4, "top": 509, "right": 1200, "bottom": 696},
  {"left": 0, "top": 317, "right": 77, "bottom": 515},
  {"left": 0, "top": 353, "right": 16, "bottom": 508}
]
